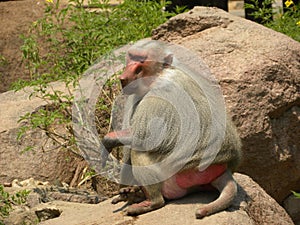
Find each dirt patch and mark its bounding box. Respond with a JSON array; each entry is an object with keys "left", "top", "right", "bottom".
[
  {"left": 0, "top": 0, "right": 46, "bottom": 93},
  {"left": 0, "top": 0, "right": 123, "bottom": 93}
]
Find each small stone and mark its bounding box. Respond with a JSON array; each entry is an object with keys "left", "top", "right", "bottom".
[
  {"left": 20, "top": 177, "right": 35, "bottom": 187},
  {"left": 42, "top": 181, "right": 50, "bottom": 186},
  {"left": 62, "top": 182, "right": 69, "bottom": 188},
  {"left": 12, "top": 179, "right": 22, "bottom": 188},
  {"left": 3, "top": 182, "right": 12, "bottom": 187}
]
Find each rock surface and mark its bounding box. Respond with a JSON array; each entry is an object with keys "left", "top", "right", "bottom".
[
  {"left": 153, "top": 6, "right": 300, "bottom": 205},
  {"left": 2, "top": 178, "right": 104, "bottom": 225},
  {"left": 0, "top": 83, "right": 87, "bottom": 185},
  {"left": 34, "top": 174, "right": 292, "bottom": 225},
  {"left": 5, "top": 175, "right": 292, "bottom": 225}
]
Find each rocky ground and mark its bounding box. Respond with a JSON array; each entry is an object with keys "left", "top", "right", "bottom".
[{"left": 2, "top": 174, "right": 294, "bottom": 225}]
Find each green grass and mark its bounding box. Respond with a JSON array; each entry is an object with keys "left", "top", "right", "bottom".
[
  {"left": 266, "top": 2, "right": 300, "bottom": 41},
  {"left": 245, "top": 0, "right": 300, "bottom": 42},
  {"left": 292, "top": 191, "right": 300, "bottom": 198},
  {"left": 13, "top": 0, "right": 173, "bottom": 90},
  {"left": 0, "top": 185, "right": 30, "bottom": 222},
  {"left": 15, "top": 0, "right": 176, "bottom": 151}
]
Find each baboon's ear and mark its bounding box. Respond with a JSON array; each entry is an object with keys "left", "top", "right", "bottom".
[{"left": 164, "top": 54, "right": 173, "bottom": 67}]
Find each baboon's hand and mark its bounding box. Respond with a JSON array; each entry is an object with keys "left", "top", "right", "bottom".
[
  {"left": 112, "top": 186, "right": 145, "bottom": 205},
  {"left": 102, "top": 129, "right": 132, "bottom": 149},
  {"left": 102, "top": 136, "right": 119, "bottom": 150}
]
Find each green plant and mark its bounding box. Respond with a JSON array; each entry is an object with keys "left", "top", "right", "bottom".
[
  {"left": 17, "top": 83, "right": 76, "bottom": 152},
  {"left": 244, "top": 0, "right": 275, "bottom": 24},
  {"left": 15, "top": 0, "right": 173, "bottom": 152},
  {"left": 266, "top": 0, "right": 300, "bottom": 42},
  {"left": 292, "top": 190, "right": 300, "bottom": 198},
  {"left": 14, "top": 0, "right": 173, "bottom": 90},
  {"left": 0, "top": 184, "right": 30, "bottom": 222},
  {"left": 0, "top": 54, "right": 7, "bottom": 67},
  {"left": 0, "top": 55, "right": 7, "bottom": 82},
  {"left": 245, "top": 0, "right": 300, "bottom": 42}
]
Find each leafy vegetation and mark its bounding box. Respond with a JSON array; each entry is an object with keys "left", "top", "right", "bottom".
[
  {"left": 16, "top": 0, "right": 174, "bottom": 149},
  {"left": 266, "top": 0, "right": 300, "bottom": 41},
  {"left": 14, "top": 0, "right": 173, "bottom": 90},
  {"left": 244, "top": 0, "right": 274, "bottom": 24},
  {"left": 0, "top": 185, "right": 30, "bottom": 223},
  {"left": 292, "top": 191, "right": 300, "bottom": 198},
  {"left": 245, "top": 0, "right": 300, "bottom": 42}
]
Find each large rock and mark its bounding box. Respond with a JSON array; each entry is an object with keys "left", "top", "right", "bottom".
[
  {"left": 34, "top": 174, "right": 292, "bottom": 225},
  {"left": 0, "top": 83, "right": 87, "bottom": 185},
  {"left": 152, "top": 7, "right": 300, "bottom": 205}
]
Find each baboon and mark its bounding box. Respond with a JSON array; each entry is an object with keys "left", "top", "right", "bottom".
[{"left": 101, "top": 40, "right": 242, "bottom": 219}]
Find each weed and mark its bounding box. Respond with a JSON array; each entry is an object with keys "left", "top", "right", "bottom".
[
  {"left": 245, "top": 0, "right": 300, "bottom": 42},
  {"left": 266, "top": 1, "right": 300, "bottom": 42},
  {"left": 292, "top": 190, "right": 300, "bottom": 198},
  {"left": 0, "top": 185, "right": 30, "bottom": 221},
  {"left": 16, "top": 0, "right": 173, "bottom": 152},
  {"left": 14, "top": 0, "right": 172, "bottom": 90},
  {"left": 244, "top": 0, "right": 274, "bottom": 24}
]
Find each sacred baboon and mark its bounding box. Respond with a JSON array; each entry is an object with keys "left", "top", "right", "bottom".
[{"left": 101, "top": 40, "right": 242, "bottom": 219}]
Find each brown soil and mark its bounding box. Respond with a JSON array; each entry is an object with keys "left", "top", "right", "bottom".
[
  {"left": 0, "top": 0, "right": 123, "bottom": 93},
  {"left": 0, "top": 0, "right": 47, "bottom": 93}
]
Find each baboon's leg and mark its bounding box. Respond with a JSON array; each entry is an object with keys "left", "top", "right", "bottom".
[{"left": 195, "top": 170, "right": 237, "bottom": 219}]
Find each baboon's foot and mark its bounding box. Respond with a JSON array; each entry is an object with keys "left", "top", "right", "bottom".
[{"left": 125, "top": 199, "right": 164, "bottom": 216}]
